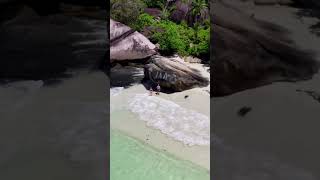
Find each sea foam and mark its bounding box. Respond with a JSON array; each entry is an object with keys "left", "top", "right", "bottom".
[
  {"left": 128, "top": 94, "right": 209, "bottom": 146},
  {"left": 110, "top": 87, "right": 124, "bottom": 97},
  {"left": 110, "top": 87, "right": 124, "bottom": 112}
]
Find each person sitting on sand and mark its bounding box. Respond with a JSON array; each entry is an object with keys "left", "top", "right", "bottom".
[
  {"left": 156, "top": 83, "right": 161, "bottom": 95},
  {"left": 149, "top": 87, "right": 153, "bottom": 96}
]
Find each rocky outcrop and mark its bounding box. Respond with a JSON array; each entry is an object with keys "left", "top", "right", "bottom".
[
  {"left": 170, "top": 0, "right": 209, "bottom": 25},
  {"left": 212, "top": 1, "right": 319, "bottom": 96},
  {"left": 110, "top": 63, "right": 145, "bottom": 87},
  {"left": 183, "top": 56, "right": 202, "bottom": 63},
  {"left": 143, "top": 0, "right": 209, "bottom": 26},
  {"left": 110, "top": 19, "right": 157, "bottom": 61},
  {"left": 144, "top": 55, "right": 209, "bottom": 91},
  {"left": 293, "top": 0, "right": 320, "bottom": 8},
  {"left": 144, "top": 8, "right": 162, "bottom": 18},
  {"left": 0, "top": 6, "right": 107, "bottom": 79},
  {"left": 169, "top": 0, "right": 191, "bottom": 23}
]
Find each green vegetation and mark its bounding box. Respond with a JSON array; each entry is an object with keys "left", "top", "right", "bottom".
[
  {"left": 136, "top": 13, "right": 209, "bottom": 56},
  {"left": 111, "top": 0, "right": 209, "bottom": 57},
  {"left": 189, "top": 0, "right": 208, "bottom": 25},
  {"left": 110, "top": 0, "right": 146, "bottom": 26},
  {"left": 143, "top": 0, "right": 166, "bottom": 8}
]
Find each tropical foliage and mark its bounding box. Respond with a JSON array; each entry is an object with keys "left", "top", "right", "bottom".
[
  {"left": 110, "top": 0, "right": 146, "bottom": 26},
  {"left": 111, "top": 0, "right": 210, "bottom": 57},
  {"left": 136, "top": 14, "right": 209, "bottom": 56},
  {"left": 188, "top": 0, "right": 208, "bottom": 25}
]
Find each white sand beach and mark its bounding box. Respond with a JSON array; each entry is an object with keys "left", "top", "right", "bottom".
[{"left": 111, "top": 63, "right": 210, "bottom": 170}]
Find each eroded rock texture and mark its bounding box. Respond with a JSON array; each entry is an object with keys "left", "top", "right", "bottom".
[
  {"left": 211, "top": 1, "right": 319, "bottom": 96},
  {"left": 145, "top": 55, "right": 209, "bottom": 91},
  {"left": 110, "top": 19, "right": 157, "bottom": 61}
]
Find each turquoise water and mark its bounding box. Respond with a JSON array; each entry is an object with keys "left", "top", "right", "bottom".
[{"left": 110, "top": 130, "right": 210, "bottom": 180}]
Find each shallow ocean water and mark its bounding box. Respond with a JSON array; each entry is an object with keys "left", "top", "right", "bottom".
[
  {"left": 110, "top": 130, "right": 210, "bottom": 180},
  {"left": 110, "top": 87, "right": 210, "bottom": 178}
]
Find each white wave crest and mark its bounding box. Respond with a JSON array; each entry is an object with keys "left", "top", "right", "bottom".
[
  {"left": 128, "top": 94, "right": 210, "bottom": 146},
  {"left": 110, "top": 87, "right": 124, "bottom": 97}
]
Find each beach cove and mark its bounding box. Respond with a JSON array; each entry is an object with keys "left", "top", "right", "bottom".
[{"left": 110, "top": 62, "right": 210, "bottom": 179}]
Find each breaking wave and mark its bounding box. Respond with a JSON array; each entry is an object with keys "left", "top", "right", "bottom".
[{"left": 128, "top": 94, "right": 209, "bottom": 146}]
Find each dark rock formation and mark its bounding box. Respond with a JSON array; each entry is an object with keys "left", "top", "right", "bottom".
[
  {"left": 143, "top": 0, "right": 209, "bottom": 26},
  {"left": 110, "top": 63, "right": 145, "bottom": 87},
  {"left": 292, "top": 0, "right": 320, "bottom": 9},
  {"left": 169, "top": 0, "right": 191, "bottom": 23},
  {"left": 144, "top": 8, "right": 162, "bottom": 18},
  {"left": 170, "top": 0, "right": 209, "bottom": 26},
  {"left": 0, "top": 0, "right": 107, "bottom": 16},
  {"left": 144, "top": 55, "right": 209, "bottom": 92},
  {"left": 237, "top": 106, "right": 252, "bottom": 117},
  {"left": 0, "top": 6, "right": 107, "bottom": 79},
  {"left": 212, "top": 1, "right": 319, "bottom": 96}
]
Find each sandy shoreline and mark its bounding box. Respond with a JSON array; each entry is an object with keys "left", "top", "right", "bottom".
[{"left": 110, "top": 63, "right": 210, "bottom": 170}]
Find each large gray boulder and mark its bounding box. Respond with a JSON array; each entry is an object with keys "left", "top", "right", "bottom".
[
  {"left": 212, "top": 1, "right": 319, "bottom": 96},
  {"left": 0, "top": 6, "right": 107, "bottom": 79},
  {"left": 110, "top": 19, "right": 157, "bottom": 61},
  {"left": 144, "top": 55, "right": 209, "bottom": 91}
]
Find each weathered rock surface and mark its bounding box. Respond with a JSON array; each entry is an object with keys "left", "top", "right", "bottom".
[
  {"left": 110, "top": 19, "right": 157, "bottom": 61},
  {"left": 144, "top": 8, "right": 162, "bottom": 18},
  {"left": 183, "top": 56, "right": 202, "bottom": 63},
  {"left": 144, "top": 55, "right": 209, "bottom": 91},
  {"left": 212, "top": 1, "right": 319, "bottom": 96},
  {"left": 0, "top": 6, "right": 107, "bottom": 79},
  {"left": 144, "top": 1, "right": 209, "bottom": 26}
]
